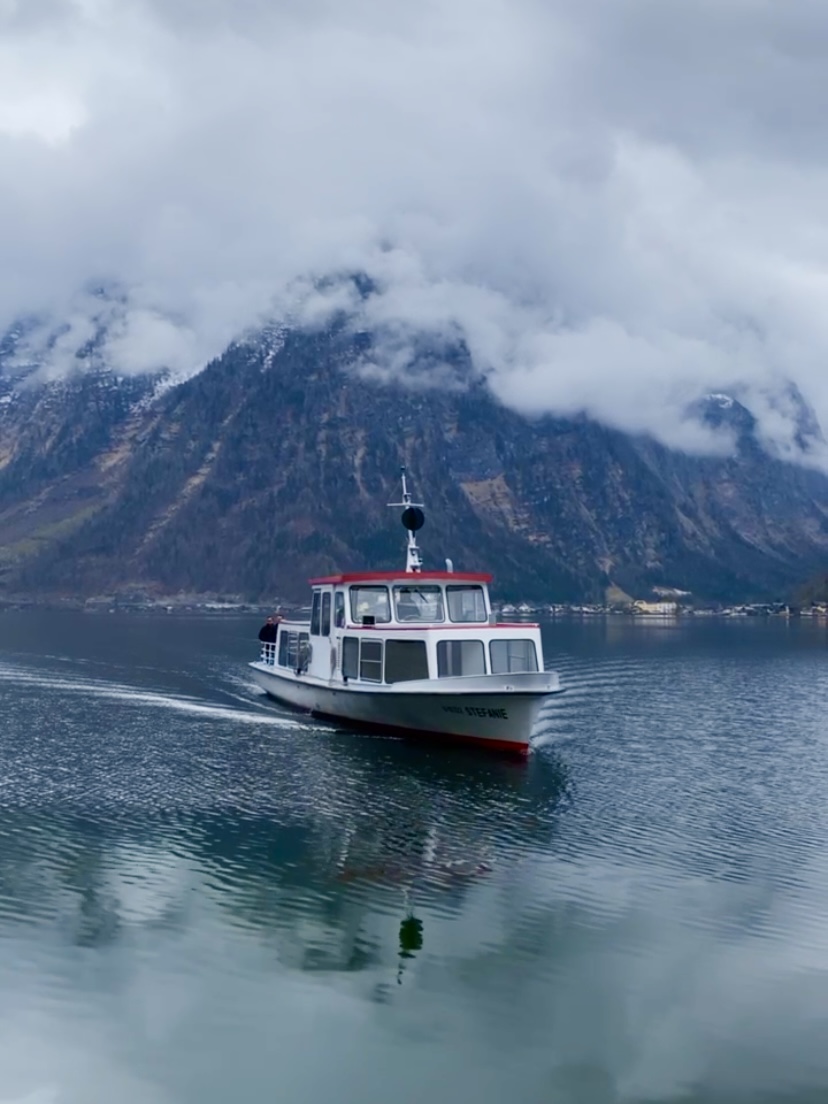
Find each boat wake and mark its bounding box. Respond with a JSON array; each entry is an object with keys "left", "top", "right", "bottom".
[
  {"left": 530, "top": 652, "right": 628, "bottom": 752},
  {"left": 0, "top": 661, "right": 325, "bottom": 731}
]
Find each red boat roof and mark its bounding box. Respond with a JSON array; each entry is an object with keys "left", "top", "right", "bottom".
[{"left": 308, "top": 571, "right": 493, "bottom": 586}]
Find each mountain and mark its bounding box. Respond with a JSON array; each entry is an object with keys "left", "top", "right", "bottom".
[
  {"left": 796, "top": 572, "right": 828, "bottom": 606},
  {"left": 2, "top": 313, "right": 828, "bottom": 605}
]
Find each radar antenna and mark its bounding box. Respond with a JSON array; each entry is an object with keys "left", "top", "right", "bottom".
[{"left": 388, "top": 466, "right": 425, "bottom": 573}]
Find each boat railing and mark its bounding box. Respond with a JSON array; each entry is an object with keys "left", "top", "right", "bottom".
[{"left": 260, "top": 643, "right": 277, "bottom": 666}]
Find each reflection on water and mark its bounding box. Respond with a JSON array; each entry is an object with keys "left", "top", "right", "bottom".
[
  {"left": 0, "top": 733, "right": 569, "bottom": 974},
  {"left": 0, "top": 634, "right": 571, "bottom": 986},
  {"left": 0, "top": 611, "right": 827, "bottom": 1103},
  {"left": 398, "top": 913, "right": 424, "bottom": 977}
]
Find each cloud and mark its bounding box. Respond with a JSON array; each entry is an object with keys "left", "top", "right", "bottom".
[{"left": 3, "top": 0, "right": 828, "bottom": 462}]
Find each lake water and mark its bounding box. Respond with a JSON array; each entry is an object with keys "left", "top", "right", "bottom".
[{"left": 0, "top": 610, "right": 827, "bottom": 1104}]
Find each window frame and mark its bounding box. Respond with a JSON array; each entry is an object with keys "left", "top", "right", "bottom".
[
  {"left": 349, "top": 585, "right": 391, "bottom": 625},
  {"left": 384, "top": 639, "right": 430, "bottom": 683},
  {"left": 334, "top": 591, "right": 345, "bottom": 628},
  {"left": 436, "top": 638, "right": 486, "bottom": 678},
  {"left": 342, "top": 635, "right": 359, "bottom": 679},
  {"left": 489, "top": 638, "right": 538, "bottom": 674},
  {"left": 446, "top": 585, "right": 488, "bottom": 624},
  {"left": 320, "top": 591, "right": 332, "bottom": 637},
  {"left": 392, "top": 584, "right": 445, "bottom": 623},
  {"left": 359, "top": 638, "right": 384, "bottom": 683}
]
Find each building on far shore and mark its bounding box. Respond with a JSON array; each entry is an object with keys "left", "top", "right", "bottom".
[{"left": 632, "top": 600, "right": 679, "bottom": 616}]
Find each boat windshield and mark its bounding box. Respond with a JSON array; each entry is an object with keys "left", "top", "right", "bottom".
[
  {"left": 393, "top": 584, "right": 445, "bottom": 623},
  {"left": 446, "top": 585, "right": 488, "bottom": 623},
  {"left": 349, "top": 585, "right": 391, "bottom": 625}
]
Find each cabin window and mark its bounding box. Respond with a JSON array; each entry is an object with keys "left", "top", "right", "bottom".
[
  {"left": 350, "top": 586, "right": 391, "bottom": 625},
  {"left": 310, "top": 591, "right": 321, "bottom": 636},
  {"left": 280, "top": 631, "right": 311, "bottom": 670},
  {"left": 393, "top": 585, "right": 445, "bottom": 623},
  {"left": 321, "top": 592, "right": 332, "bottom": 637},
  {"left": 436, "top": 639, "right": 486, "bottom": 677},
  {"left": 342, "top": 636, "right": 359, "bottom": 679},
  {"left": 446, "top": 585, "right": 487, "bottom": 623},
  {"left": 385, "top": 640, "right": 429, "bottom": 683},
  {"left": 359, "top": 639, "right": 383, "bottom": 682},
  {"left": 287, "top": 632, "right": 298, "bottom": 669},
  {"left": 334, "top": 591, "right": 345, "bottom": 628},
  {"left": 490, "top": 639, "right": 538, "bottom": 674}
]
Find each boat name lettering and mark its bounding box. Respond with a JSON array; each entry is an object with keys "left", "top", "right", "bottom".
[{"left": 441, "top": 705, "right": 509, "bottom": 719}]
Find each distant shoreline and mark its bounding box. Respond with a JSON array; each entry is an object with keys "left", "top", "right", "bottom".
[{"left": 1, "top": 596, "right": 826, "bottom": 619}]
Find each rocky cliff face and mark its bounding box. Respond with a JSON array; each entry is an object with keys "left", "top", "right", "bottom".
[{"left": 2, "top": 314, "right": 828, "bottom": 604}]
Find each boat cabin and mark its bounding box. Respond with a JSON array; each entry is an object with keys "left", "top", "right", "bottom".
[{"left": 264, "top": 570, "right": 542, "bottom": 687}]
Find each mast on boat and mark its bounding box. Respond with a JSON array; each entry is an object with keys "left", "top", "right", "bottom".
[{"left": 388, "top": 466, "right": 425, "bottom": 573}]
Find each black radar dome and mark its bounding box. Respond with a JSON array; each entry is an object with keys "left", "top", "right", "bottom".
[{"left": 401, "top": 506, "right": 425, "bottom": 532}]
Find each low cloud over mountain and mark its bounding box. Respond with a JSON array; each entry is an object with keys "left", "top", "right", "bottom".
[{"left": 4, "top": 0, "right": 828, "bottom": 463}]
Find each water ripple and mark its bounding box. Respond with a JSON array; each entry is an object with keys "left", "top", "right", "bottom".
[{"left": 2, "top": 613, "right": 828, "bottom": 1101}]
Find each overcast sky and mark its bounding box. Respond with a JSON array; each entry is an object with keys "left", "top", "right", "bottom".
[{"left": 3, "top": 0, "right": 828, "bottom": 460}]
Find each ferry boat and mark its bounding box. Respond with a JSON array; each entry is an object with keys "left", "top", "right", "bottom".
[{"left": 249, "top": 470, "right": 562, "bottom": 753}]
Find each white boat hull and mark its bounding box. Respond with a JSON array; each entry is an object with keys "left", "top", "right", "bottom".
[{"left": 248, "top": 662, "right": 561, "bottom": 753}]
